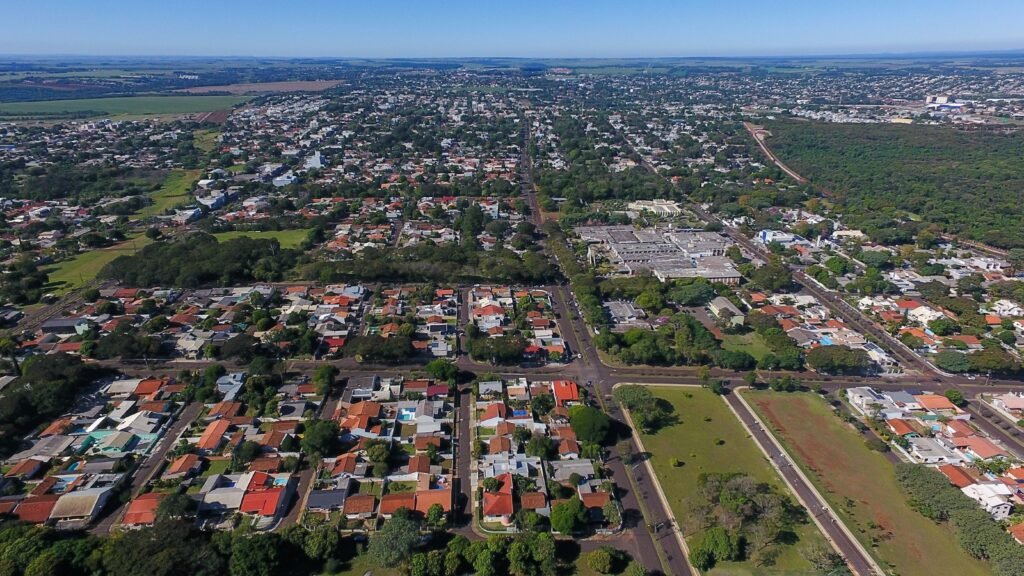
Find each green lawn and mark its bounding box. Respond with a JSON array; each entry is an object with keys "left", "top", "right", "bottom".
[
  {"left": 138, "top": 169, "right": 201, "bottom": 217},
  {"left": 193, "top": 129, "right": 221, "bottom": 153},
  {"left": 721, "top": 332, "right": 772, "bottom": 361},
  {"left": 0, "top": 95, "right": 248, "bottom": 119},
  {"left": 45, "top": 234, "right": 153, "bottom": 294},
  {"left": 201, "top": 459, "right": 231, "bottom": 478},
  {"left": 212, "top": 229, "right": 311, "bottom": 249},
  {"left": 385, "top": 481, "right": 416, "bottom": 494},
  {"left": 637, "top": 387, "right": 825, "bottom": 575},
  {"left": 746, "top": 391, "right": 990, "bottom": 576}
]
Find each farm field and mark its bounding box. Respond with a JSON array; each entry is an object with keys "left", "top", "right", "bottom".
[
  {"left": 746, "top": 391, "right": 990, "bottom": 576},
  {"left": 178, "top": 80, "right": 344, "bottom": 94},
  {"left": 0, "top": 95, "right": 247, "bottom": 119},
  {"left": 636, "top": 386, "right": 825, "bottom": 576},
  {"left": 138, "top": 169, "right": 200, "bottom": 217},
  {"left": 45, "top": 234, "right": 153, "bottom": 293},
  {"left": 212, "top": 229, "right": 312, "bottom": 249}
]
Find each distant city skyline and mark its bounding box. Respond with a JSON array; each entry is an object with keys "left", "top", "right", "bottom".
[{"left": 3, "top": 0, "right": 1023, "bottom": 59}]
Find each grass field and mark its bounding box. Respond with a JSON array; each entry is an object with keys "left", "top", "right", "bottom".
[
  {"left": 138, "top": 169, "right": 200, "bottom": 217},
  {"left": 721, "top": 332, "right": 772, "bottom": 361},
  {"left": 746, "top": 391, "right": 990, "bottom": 576},
  {"left": 0, "top": 95, "right": 247, "bottom": 119},
  {"left": 45, "top": 234, "right": 153, "bottom": 293},
  {"left": 193, "top": 129, "right": 220, "bottom": 153},
  {"left": 212, "top": 229, "right": 311, "bottom": 249},
  {"left": 637, "top": 387, "right": 825, "bottom": 575}
]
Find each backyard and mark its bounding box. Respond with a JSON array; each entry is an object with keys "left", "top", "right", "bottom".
[
  {"left": 636, "top": 386, "right": 826, "bottom": 575},
  {"left": 746, "top": 391, "right": 990, "bottom": 576}
]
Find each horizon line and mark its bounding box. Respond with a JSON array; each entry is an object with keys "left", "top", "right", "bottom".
[{"left": 2, "top": 47, "right": 1024, "bottom": 62}]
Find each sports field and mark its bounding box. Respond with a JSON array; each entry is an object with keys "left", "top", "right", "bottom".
[
  {"left": 0, "top": 95, "right": 247, "bottom": 119},
  {"left": 636, "top": 386, "right": 825, "bottom": 575},
  {"left": 212, "top": 229, "right": 311, "bottom": 249},
  {"left": 746, "top": 391, "right": 990, "bottom": 576}
]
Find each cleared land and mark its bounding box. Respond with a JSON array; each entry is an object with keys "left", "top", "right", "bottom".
[
  {"left": 178, "top": 80, "right": 343, "bottom": 94},
  {"left": 212, "top": 229, "right": 311, "bottom": 249},
  {"left": 637, "top": 387, "right": 826, "bottom": 575},
  {"left": 193, "top": 130, "right": 220, "bottom": 153},
  {"left": 721, "top": 332, "right": 772, "bottom": 361},
  {"left": 45, "top": 235, "right": 153, "bottom": 293},
  {"left": 747, "top": 391, "right": 990, "bottom": 576},
  {"left": 138, "top": 169, "right": 200, "bottom": 217},
  {"left": 0, "top": 95, "right": 247, "bottom": 119}
]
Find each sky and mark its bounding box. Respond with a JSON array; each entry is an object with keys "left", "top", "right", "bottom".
[{"left": 3, "top": 0, "right": 1023, "bottom": 59}]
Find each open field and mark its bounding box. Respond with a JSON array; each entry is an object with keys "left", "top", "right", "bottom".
[
  {"left": 637, "top": 387, "right": 825, "bottom": 575},
  {"left": 721, "top": 332, "right": 772, "bottom": 361},
  {"left": 178, "top": 80, "right": 344, "bottom": 94},
  {"left": 138, "top": 169, "right": 200, "bottom": 217},
  {"left": 747, "top": 391, "right": 990, "bottom": 576},
  {"left": 193, "top": 130, "right": 220, "bottom": 153},
  {"left": 212, "top": 229, "right": 312, "bottom": 249},
  {"left": 0, "top": 95, "right": 248, "bottom": 119},
  {"left": 45, "top": 235, "right": 153, "bottom": 293}
]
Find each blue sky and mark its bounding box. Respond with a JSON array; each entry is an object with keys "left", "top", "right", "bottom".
[{"left": 3, "top": 0, "right": 1023, "bottom": 58}]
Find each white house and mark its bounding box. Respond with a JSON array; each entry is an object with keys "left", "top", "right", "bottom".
[{"left": 961, "top": 483, "right": 1014, "bottom": 520}]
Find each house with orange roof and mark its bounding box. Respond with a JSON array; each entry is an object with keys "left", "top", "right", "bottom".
[
  {"left": 914, "top": 394, "right": 960, "bottom": 415},
  {"left": 482, "top": 473, "right": 514, "bottom": 524},
  {"left": 197, "top": 420, "right": 232, "bottom": 453},
  {"left": 938, "top": 464, "right": 977, "bottom": 489},
  {"left": 164, "top": 454, "right": 202, "bottom": 479},
  {"left": 379, "top": 493, "right": 416, "bottom": 518},
  {"left": 1010, "top": 523, "right": 1024, "bottom": 545},
  {"left": 884, "top": 419, "right": 917, "bottom": 438},
  {"left": 551, "top": 380, "right": 580, "bottom": 407},
  {"left": 122, "top": 492, "right": 164, "bottom": 527},
  {"left": 343, "top": 494, "right": 377, "bottom": 520},
  {"left": 414, "top": 488, "right": 452, "bottom": 515},
  {"left": 952, "top": 436, "right": 1008, "bottom": 461}
]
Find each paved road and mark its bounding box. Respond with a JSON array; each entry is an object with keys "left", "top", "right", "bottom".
[
  {"left": 279, "top": 394, "right": 339, "bottom": 528},
  {"left": 90, "top": 401, "right": 202, "bottom": 534},
  {"left": 724, "top": 391, "right": 878, "bottom": 576}
]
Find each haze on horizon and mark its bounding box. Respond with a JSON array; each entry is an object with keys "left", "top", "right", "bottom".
[{"left": 4, "top": 0, "right": 1024, "bottom": 60}]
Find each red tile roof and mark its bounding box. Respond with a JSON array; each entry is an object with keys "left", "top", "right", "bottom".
[
  {"left": 414, "top": 488, "right": 452, "bottom": 514},
  {"left": 123, "top": 492, "right": 164, "bottom": 525},
  {"left": 239, "top": 487, "right": 285, "bottom": 516},
  {"left": 379, "top": 493, "right": 416, "bottom": 515},
  {"left": 520, "top": 491, "right": 547, "bottom": 510},
  {"left": 197, "top": 419, "right": 231, "bottom": 451},
  {"left": 580, "top": 491, "right": 611, "bottom": 510},
  {"left": 166, "top": 454, "right": 201, "bottom": 476},
  {"left": 14, "top": 495, "right": 59, "bottom": 524},
  {"left": 344, "top": 494, "right": 376, "bottom": 515},
  {"left": 938, "top": 464, "right": 976, "bottom": 488},
  {"left": 551, "top": 380, "right": 579, "bottom": 406}
]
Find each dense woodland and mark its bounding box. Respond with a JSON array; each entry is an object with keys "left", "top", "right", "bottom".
[
  {"left": 767, "top": 120, "right": 1024, "bottom": 249},
  {"left": 100, "top": 234, "right": 300, "bottom": 287}
]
